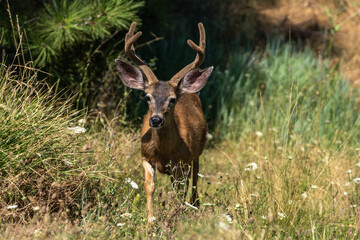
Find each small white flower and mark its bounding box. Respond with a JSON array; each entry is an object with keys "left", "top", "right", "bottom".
[
  {"left": 354, "top": 178, "right": 360, "bottom": 184},
  {"left": 278, "top": 212, "right": 285, "bottom": 219},
  {"left": 311, "top": 185, "right": 318, "bottom": 189},
  {"left": 206, "top": 133, "right": 213, "bottom": 140},
  {"left": 68, "top": 126, "right": 86, "bottom": 134},
  {"left": 344, "top": 192, "right": 348, "bottom": 196},
  {"left": 301, "top": 192, "right": 307, "bottom": 199},
  {"left": 33, "top": 206, "right": 40, "bottom": 211},
  {"left": 184, "top": 202, "right": 198, "bottom": 210},
  {"left": 301, "top": 147, "right": 305, "bottom": 152},
  {"left": 116, "top": 223, "right": 125, "bottom": 227},
  {"left": 350, "top": 204, "right": 357, "bottom": 208},
  {"left": 120, "top": 213, "right": 132, "bottom": 219},
  {"left": 245, "top": 162, "right": 258, "bottom": 171},
  {"left": 197, "top": 173, "right": 204, "bottom": 178},
  {"left": 218, "top": 221, "right": 229, "bottom": 230},
  {"left": 356, "top": 163, "right": 360, "bottom": 167},
  {"left": 261, "top": 215, "right": 266, "bottom": 220},
  {"left": 126, "top": 155, "right": 130, "bottom": 159},
  {"left": 148, "top": 216, "right": 156, "bottom": 222},
  {"left": 7, "top": 204, "right": 18, "bottom": 210},
  {"left": 125, "top": 178, "right": 138, "bottom": 189},
  {"left": 348, "top": 169, "right": 353, "bottom": 174},
  {"left": 222, "top": 214, "right": 233, "bottom": 223},
  {"left": 250, "top": 193, "right": 258, "bottom": 197},
  {"left": 255, "top": 131, "right": 263, "bottom": 137},
  {"left": 356, "top": 148, "right": 360, "bottom": 151},
  {"left": 345, "top": 182, "right": 351, "bottom": 187},
  {"left": 34, "top": 229, "right": 42, "bottom": 237},
  {"left": 288, "top": 200, "right": 293, "bottom": 205}
]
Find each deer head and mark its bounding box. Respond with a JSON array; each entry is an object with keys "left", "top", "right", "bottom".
[{"left": 115, "top": 22, "right": 213, "bottom": 129}]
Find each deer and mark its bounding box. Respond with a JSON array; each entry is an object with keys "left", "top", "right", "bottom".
[{"left": 115, "top": 22, "right": 213, "bottom": 225}]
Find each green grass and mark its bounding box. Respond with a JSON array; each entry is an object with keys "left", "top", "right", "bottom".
[{"left": 1, "top": 40, "right": 360, "bottom": 239}]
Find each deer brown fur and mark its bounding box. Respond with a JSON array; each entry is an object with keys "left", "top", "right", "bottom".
[{"left": 115, "top": 22, "right": 213, "bottom": 226}]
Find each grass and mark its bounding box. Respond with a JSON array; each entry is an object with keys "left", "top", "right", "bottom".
[{"left": 1, "top": 38, "right": 360, "bottom": 239}]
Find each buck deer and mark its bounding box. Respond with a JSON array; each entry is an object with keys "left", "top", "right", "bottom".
[{"left": 115, "top": 22, "right": 213, "bottom": 224}]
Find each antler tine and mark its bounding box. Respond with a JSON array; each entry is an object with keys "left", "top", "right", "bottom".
[
  {"left": 169, "top": 22, "right": 206, "bottom": 86},
  {"left": 124, "top": 22, "right": 157, "bottom": 83}
]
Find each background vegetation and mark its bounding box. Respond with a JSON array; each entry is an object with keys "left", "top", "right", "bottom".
[{"left": 1, "top": 0, "right": 360, "bottom": 239}]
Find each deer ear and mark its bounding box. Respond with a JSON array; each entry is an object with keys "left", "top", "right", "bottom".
[
  {"left": 180, "top": 66, "right": 213, "bottom": 93},
  {"left": 115, "top": 59, "right": 145, "bottom": 90}
]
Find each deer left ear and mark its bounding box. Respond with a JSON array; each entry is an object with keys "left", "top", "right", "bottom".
[{"left": 180, "top": 67, "right": 213, "bottom": 93}]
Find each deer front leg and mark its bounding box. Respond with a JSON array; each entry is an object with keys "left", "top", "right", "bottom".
[
  {"left": 191, "top": 158, "right": 200, "bottom": 207},
  {"left": 142, "top": 159, "right": 155, "bottom": 225}
]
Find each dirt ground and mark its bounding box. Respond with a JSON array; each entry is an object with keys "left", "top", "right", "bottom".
[{"left": 229, "top": 0, "right": 360, "bottom": 86}]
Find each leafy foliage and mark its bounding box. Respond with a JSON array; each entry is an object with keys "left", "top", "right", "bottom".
[{"left": 31, "top": 0, "right": 143, "bottom": 67}]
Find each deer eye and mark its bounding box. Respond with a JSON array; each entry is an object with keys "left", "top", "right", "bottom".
[
  {"left": 145, "top": 95, "right": 151, "bottom": 102},
  {"left": 169, "top": 97, "right": 176, "bottom": 106}
]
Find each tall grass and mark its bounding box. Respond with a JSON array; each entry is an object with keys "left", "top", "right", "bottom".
[{"left": 209, "top": 40, "right": 360, "bottom": 149}]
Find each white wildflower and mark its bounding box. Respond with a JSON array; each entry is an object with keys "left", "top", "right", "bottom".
[
  {"left": 311, "top": 185, "right": 318, "bottom": 189},
  {"left": 344, "top": 192, "right": 348, "bottom": 196},
  {"left": 245, "top": 162, "right": 258, "bottom": 171},
  {"left": 356, "top": 163, "right": 360, "bottom": 167},
  {"left": 33, "top": 206, "right": 40, "bottom": 211},
  {"left": 348, "top": 169, "right": 353, "bottom": 174},
  {"left": 356, "top": 148, "right": 360, "bottom": 151},
  {"left": 345, "top": 182, "right": 351, "bottom": 186},
  {"left": 261, "top": 215, "right": 266, "bottom": 220},
  {"left": 350, "top": 205, "right": 357, "bottom": 208},
  {"left": 218, "top": 221, "right": 229, "bottom": 230},
  {"left": 288, "top": 200, "right": 293, "bottom": 205},
  {"left": 148, "top": 216, "right": 156, "bottom": 222},
  {"left": 234, "top": 203, "right": 241, "bottom": 210},
  {"left": 68, "top": 126, "right": 86, "bottom": 134},
  {"left": 250, "top": 193, "right": 258, "bottom": 197},
  {"left": 197, "top": 173, "right": 204, "bottom": 178},
  {"left": 255, "top": 131, "right": 263, "bottom": 137},
  {"left": 125, "top": 178, "right": 139, "bottom": 189},
  {"left": 34, "top": 229, "right": 42, "bottom": 238},
  {"left": 301, "top": 192, "right": 307, "bottom": 199},
  {"left": 278, "top": 212, "right": 285, "bottom": 220},
  {"left": 126, "top": 155, "right": 130, "bottom": 159},
  {"left": 184, "top": 201, "right": 198, "bottom": 210},
  {"left": 7, "top": 204, "right": 18, "bottom": 210},
  {"left": 354, "top": 178, "right": 360, "bottom": 184},
  {"left": 120, "top": 213, "right": 132, "bottom": 219},
  {"left": 116, "top": 223, "right": 125, "bottom": 227},
  {"left": 222, "top": 214, "right": 233, "bottom": 223}
]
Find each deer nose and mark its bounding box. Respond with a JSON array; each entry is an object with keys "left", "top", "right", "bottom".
[{"left": 149, "top": 116, "right": 164, "bottom": 128}]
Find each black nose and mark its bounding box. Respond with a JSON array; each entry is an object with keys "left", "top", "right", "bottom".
[{"left": 149, "top": 116, "right": 164, "bottom": 128}]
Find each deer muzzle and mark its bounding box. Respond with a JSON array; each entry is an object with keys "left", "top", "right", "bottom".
[{"left": 149, "top": 115, "right": 164, "bottom": 129}]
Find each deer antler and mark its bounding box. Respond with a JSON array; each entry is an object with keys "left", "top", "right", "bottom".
[
  {"left": 124, "top": 22, "right": 158, "bottom": 84},
  {"left": 169, "top": 22, "right": 206, "bottom": 87}
]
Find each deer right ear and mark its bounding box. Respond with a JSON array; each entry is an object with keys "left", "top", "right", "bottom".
[{"left": 115, "top": 59, "right": 145, "bottom": 90}]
